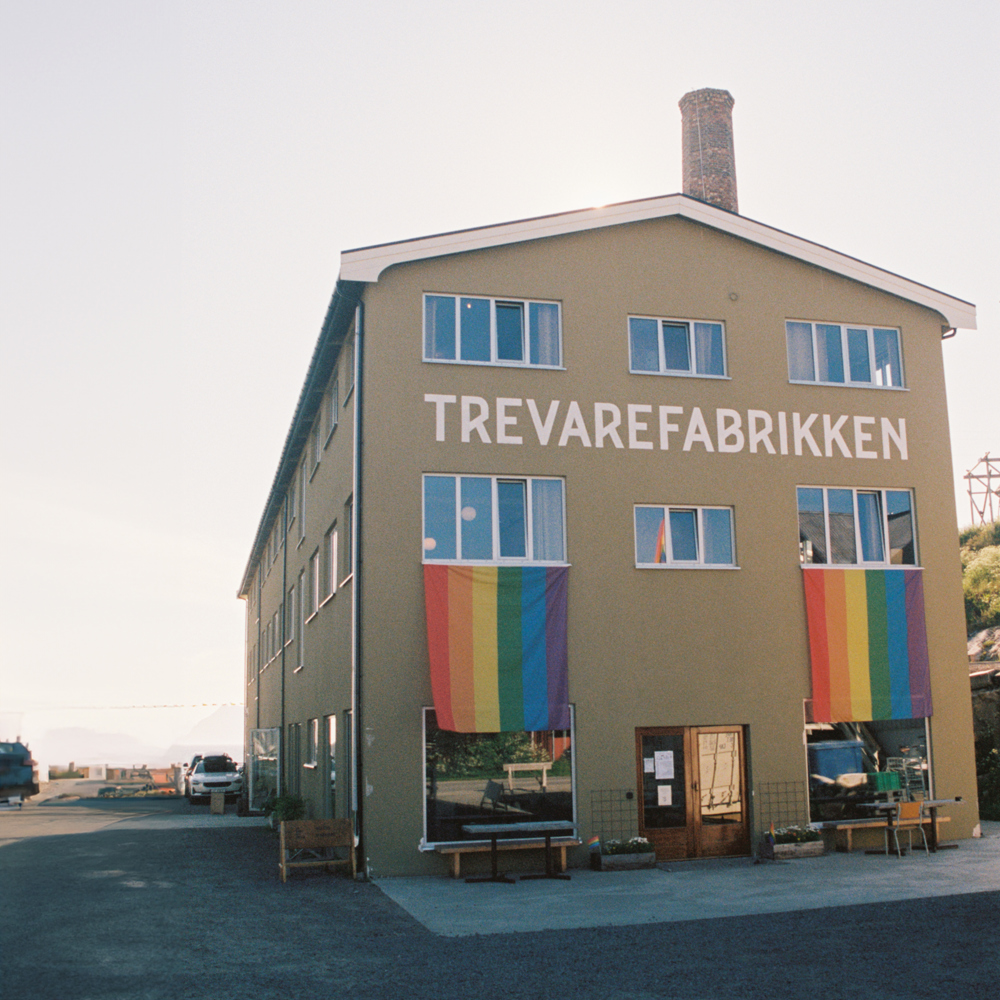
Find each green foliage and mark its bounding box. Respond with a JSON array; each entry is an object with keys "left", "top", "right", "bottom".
[
  {"left": 601, "top": 836, "right": 654, "bottom": 855},
  {"left": 960, "top": 523, "right": 1000, "bottom": 634},
  {"left": 959, "top": 521, "right": 1000, "bottom": 550},
  {"left": 770, "top": 824, "right": 822, "bottom": 844},
  {"left": 263, "top": 794, "right": 306, "bottom": 822},
  {"left": 975, "top": 724, "right": 1000, "bottom": 822},
  {"left": 426, "top": 730, "right": 546, "bottom": 780},
  {"left": 962, "top": 546, "right": 1000, "bottom": 632}
]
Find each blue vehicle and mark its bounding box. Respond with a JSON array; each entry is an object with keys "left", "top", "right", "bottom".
[{"left": 0, "top": 742, "right": 39, "bottom": 802}]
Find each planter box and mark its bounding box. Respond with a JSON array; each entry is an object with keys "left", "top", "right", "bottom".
[
  {"left": 594, "top": 852, "right": 657, "bottom": 871},
  {"left": 759, "top": 839, "right": 825, "bottom": 860}
]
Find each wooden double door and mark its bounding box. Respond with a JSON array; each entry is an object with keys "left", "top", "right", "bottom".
[{"left": 635, "top": 725, "right": 750, "bottom": 861}]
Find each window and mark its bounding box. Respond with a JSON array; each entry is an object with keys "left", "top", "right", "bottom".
[
  {"left": 297, "top": 461, "right": 306, "bottom": 544},
  {"left": 424, "top": 294, "right": 561, "bottom": 367},
  {"left": 423, "top": 475, "right": 565, "bottom": 563},
  {"left": 310, "top": 419, "right": 322, "bottom": 476},
  {"left": 423, "top": 708, "right": 574, "bottom": 845},
  {"left": 308, "top": 549, "right": 320, "bottom": 616},
  {"left": 786, "top": 321, "right": 903, "bottom": 387},
  {"left": 295, "top": 569, "right": 305, "bottom": 669},
  {"left": 324, "top": 714, "right": 337, "bottom": 815},
  {"left": 629, "top": 317, "right": 726, "bottom": 377},
  {"left": 306, "top": 718, "right": 319, "bottom": 767},
  {"left": 287, "top": 474, "right": 298, "bottom": 531},
  {"left": 797, "top": 487, "right": 916, "bottom": 566},
  {"left": 286, "top": 584, "right": 296, "bottom": 644},
  {"left": 324, "top": 376, "right": 339, "bottom": 440},
  {"left": 287, "top": 723, "right": 302, "bottom": 795},
  {"left": 321, "top": 522, "right": 338, "bottom": 601},
  {"left": 343, "top": 497, "right": 353, "bottom": 581},
  {"left": 634, "top": 505, "right": 736, "bottom": 567}
]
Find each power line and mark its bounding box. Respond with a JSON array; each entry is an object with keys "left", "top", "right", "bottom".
[{"left": 12, "top": 702, "right": 242, "bottom": 711}]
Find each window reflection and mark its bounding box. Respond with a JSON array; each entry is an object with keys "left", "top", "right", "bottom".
[{"left": 423, "top": 709, "right": 574, "bottom": 844}]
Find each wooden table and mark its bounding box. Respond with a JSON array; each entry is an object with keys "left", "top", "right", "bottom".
[
  {"left": 461, "top": 821, "right": 576, "bottom": 883},
  {"left": 861, "top": 797, "right": 962, "bottom": 853},
  {"left": 917, "top": 798, "right": 963, "bottom": 851}
]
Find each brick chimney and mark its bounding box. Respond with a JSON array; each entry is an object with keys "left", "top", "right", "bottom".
[{"left": 679, "top": 88, "right": 738, "bottom": 214}]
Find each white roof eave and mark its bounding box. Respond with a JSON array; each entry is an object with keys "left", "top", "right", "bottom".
[{"left": 338, "top": 194, "right": 976, "bottom": 331}]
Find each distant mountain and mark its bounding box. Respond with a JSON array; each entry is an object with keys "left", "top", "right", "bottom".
[
  {"left": 33, "top": 727, "right": 165, "bottom": 769},
  {"left": 30, "top": 705, "right": 245, "bottom": 769},
  {"left": 163, "top": 705, "right": 244, "bottom": 765}
]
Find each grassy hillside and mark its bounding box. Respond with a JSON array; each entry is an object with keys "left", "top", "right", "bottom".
[{"left": 960, "top": 521, "right": 1000, "bottom": 637}]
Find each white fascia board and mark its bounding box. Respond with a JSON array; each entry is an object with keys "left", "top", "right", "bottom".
[{"left": 339, "top": 194, "right": 976, "bottom": 331}]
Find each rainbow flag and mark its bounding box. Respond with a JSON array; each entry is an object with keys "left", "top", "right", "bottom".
[
  {"left": 424, "top": 565, "right": 569, "bottom": 733},
  {"left": 803, "top": 568, "right": 932, "bottom": 723},
  {"left": 654, "top": 517, "right": 667, "bottom": 564}
]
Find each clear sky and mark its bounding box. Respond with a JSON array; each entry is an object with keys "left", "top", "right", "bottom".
[{"left": 2, "top": 1, "right": 997, "bottom": 756}]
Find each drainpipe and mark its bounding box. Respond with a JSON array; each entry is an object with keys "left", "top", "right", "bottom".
[
  {"left": 279, "top": 497, "right": 288, "bottom": 794},
  {"left": 350, "top": 301, "right": 365, "bottom": 872},
  {"left": 255, "top": 570, "right": 262, "bottom": 731}
]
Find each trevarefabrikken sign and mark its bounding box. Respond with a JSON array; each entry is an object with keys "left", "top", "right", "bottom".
[{"left": 425, "top": 394, "right": 909, "bottom": 460}]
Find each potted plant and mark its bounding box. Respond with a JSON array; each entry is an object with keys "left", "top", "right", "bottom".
[
  {"left": 263, "top": 794, "right": 307, "bottom": 827},
  {"left": 759, "top": 824, "right": 825, "bottom": 860},
  {"left": 592, "top": 836, "right": 657, "bottom": 870}
]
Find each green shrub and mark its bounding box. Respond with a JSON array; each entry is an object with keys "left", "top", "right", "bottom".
[
  {"left": 426, "top": 730, "right": 547, "bottom": 780},
  {"left": 975, "top": 724, "right": 1000, "bottom": 822},
  {"left": 959, "top": 522, "right": 1000, "bottom": 550},
  {"left": 770, "top": 824, "right": 822, "bottom": 844},
  {"left": 601, "top": 836, "right": 654, "bottom": 855},
  {"left": 263, "top": 794, "right": 306, "bottom": 822},
  {"left": 963, "top": 546, "right": 1000, "bottom": 632}
]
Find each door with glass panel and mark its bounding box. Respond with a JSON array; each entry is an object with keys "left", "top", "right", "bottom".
[{"left": 635, "top": 726, "right": 750, "bottom": 860}]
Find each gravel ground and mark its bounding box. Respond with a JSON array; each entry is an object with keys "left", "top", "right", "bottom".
[{"left": 1, "top": 819, "right": 998, "bottom": 1000}]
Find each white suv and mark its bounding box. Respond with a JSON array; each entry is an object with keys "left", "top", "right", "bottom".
[{"left": 186, "top": 756, "right": 243, "bottom": 803}]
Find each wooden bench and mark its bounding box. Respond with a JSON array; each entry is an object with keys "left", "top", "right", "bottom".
[
  {"left": 279, "top": 819, "right": 356, "bottom": 883},
  {"left": 503, "top": 761, "right": 553, "bottom": 791},
  {"left": 829, "top": 815, "right": 950, "bottom": 852},
  {"left": 435, "top": 835, "right": 581, "bottom": 879}
]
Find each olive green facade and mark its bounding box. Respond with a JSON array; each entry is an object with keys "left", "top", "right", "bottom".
[{"left": 241, "top": 200, "right": 979, "bottom": 877}]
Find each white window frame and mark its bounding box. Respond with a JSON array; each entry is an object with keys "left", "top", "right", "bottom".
[
  {"left": 628, "top": 316, "right": 728, "bottom": 378},
  {"left": 342, "top": 497, "right": 353, "bottom": 585},
  {"left": 423, "top": 293, "right": 563, "bottom": 368},
  {"left": 786, "top": 320, "right": 905, "bottom": 388},
  {"left": 305, "top": 718, "right": 319, "bottom": 768},
  {"left": 295, "top": 569, "right": 305, "bottom": 670},
  {"left": 324, "top": 376, "right": 339, "bottom": 442},
  {"left": 308, "top": 549, "right": 320, "bottom": 618},
  {"left": 321, "top": 522, "right": 338, "bottom": 603},
  {"left": 796, "top": 486, "right": 917, "bottom": 568},
  {"left": 285, "top": 584, "right": 296, "bottom": 645},
  {"left": 310, "top": 419, "right": 322, "bottom": 477},
  {"left": 344, "top": 334, "right": 355, "bottom": 399},
  {"left": 634, "top": 504, "right": 737, "bottom": 569},
  {"left": 287, "top": 475, "right": 298, "bottom": 532},
  {"left": 421, "top": 705, "right": 576, "bottom": 848},
  {"left": 297, "top": 461, "right": 307, "bottom": 545},
  {"left": 422, "top": 474, "right": 566, "bottom": 565}
]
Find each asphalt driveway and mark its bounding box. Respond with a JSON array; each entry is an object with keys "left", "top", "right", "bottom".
[{"left": 1, "top": 792, "right": 997, "bottom": 1000}]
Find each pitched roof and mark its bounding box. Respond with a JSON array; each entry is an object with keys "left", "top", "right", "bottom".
[{"left": 340, "top": 193, "right": 976, "bottom": 331}]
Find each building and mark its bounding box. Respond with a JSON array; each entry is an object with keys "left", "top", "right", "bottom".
[{"left": 239, "top": 90, "right": 980, "bottom": 876}]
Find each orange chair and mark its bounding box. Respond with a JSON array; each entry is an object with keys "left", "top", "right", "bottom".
[{"left": 884, "top": 801, "right": 929, "bottom": 856}]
